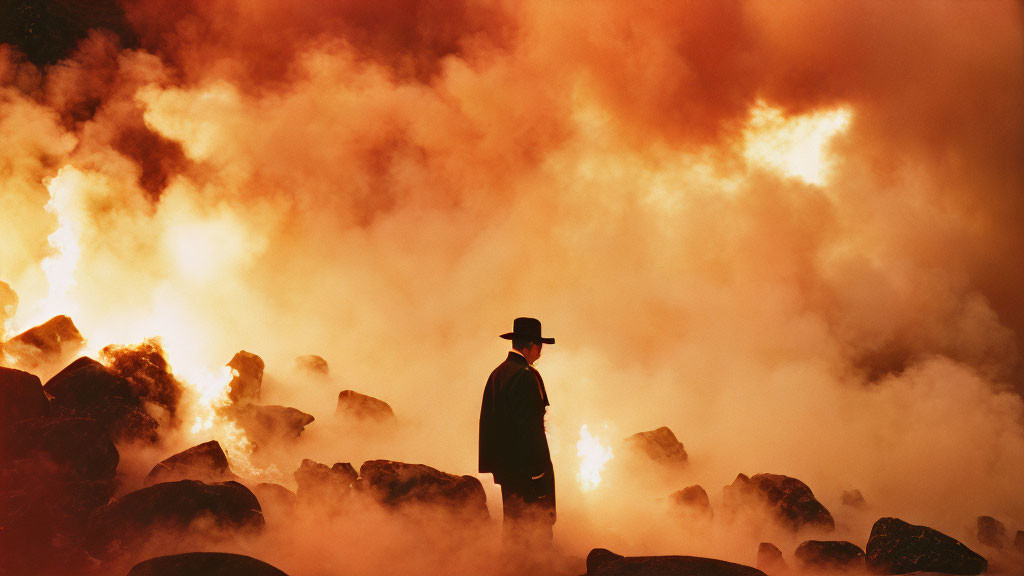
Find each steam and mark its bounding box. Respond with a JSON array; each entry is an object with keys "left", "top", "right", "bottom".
[{"left": 1, "top": 0, "right": 1022, "bottom": 573}]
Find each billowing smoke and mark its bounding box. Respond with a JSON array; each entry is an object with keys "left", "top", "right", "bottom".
[{"left": 1, "top": 0, "right": 1022, "bottom": 574}]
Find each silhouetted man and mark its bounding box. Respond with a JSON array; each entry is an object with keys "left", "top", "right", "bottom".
[{"left": 479, "top": 317, "right": 556, "bottom": 550}]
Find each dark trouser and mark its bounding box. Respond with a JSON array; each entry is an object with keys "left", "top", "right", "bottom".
[{"left": 500, "top": 469, "right": 556, "bottom": 549}]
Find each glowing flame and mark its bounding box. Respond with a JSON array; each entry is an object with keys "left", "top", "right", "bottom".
[
  {"left": 37, "top": 165, "right": 85, "bottom": 323},
  {"left": 743, "top": 101, "right": 852, "bottom": 186},
  {"left": 577, "top": 424, "right": 613, "bottom": 492}
]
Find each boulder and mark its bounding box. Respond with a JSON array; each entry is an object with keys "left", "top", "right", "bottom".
[
  {"left": 670, "top": 485, "right": 712, "bottom": 519},
  {"left": 250, "top": 483, "right": 297, "bottom": 519},
  {"left": 841, "top": 489, "right": 866, "bottom": 509},
  {"left": 294, "top": 354, "right": 329, "bottom": 376},
  {"left": 87, "top": 480, "right": 264, "bottom": 558},
  {"left": 356, "top": 460, "right": 488, "bottom": 520},
  {"left": 232, "top": 404, "right": 315, "bottom": 446},
  {"left": 144, "top": 440, "right": 236, "bottom": 485},
  {"left": 1016, "top": 530, "right": 1024, "bottom": 554},
  {"left": 625, "top": 426, "right": 687, "bottom": 468},
  {"left": 336, "top": 390, "right": 396, "bottom": 424},
  {"left": 795, "top": 540, "right": 865, "bottom": 572},
  {"left": 2, "top": 416, "right": 119, "bottom": 481},
  {"left": 100, "top": 339, "right": 183, "bottom": 418},
  {"left": 2, "top": 315, "right": 84, "bottom": 368},
  {"left": 586, "top": 548, "right": 766, "bottom": 576},
  {"left": 756, "top": 543, "right": 786, "bottom": 574},
  {"left": 294, "top": 459, "right": 356, "bottom": 502},
  {"left": 723, "top": 473, "right": 834, "bottom": 532},
  {"left": 0, "top": 416, "right": 118, "bottom": 575},
  {"left": 865, "top": 517, "right": 987, "bottom": 575},
  {"left": 127, "top": 552, "right": 290, "bottom": 576},
  {"left": 227, "top": 350, "right": 264, "bottom": 405},
  {"left": 43, "top": 357, "right": 159, "bottom": 444},
  {"left": 0, "top": 366, "right": 49, "bottom": 425},
  {"left": 977, "top": 515, "right": 1006, "bottom": 549}
]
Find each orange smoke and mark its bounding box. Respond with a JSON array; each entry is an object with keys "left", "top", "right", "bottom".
[{"left": 1, "top": 0, "right": 1023, "bottom": 573}]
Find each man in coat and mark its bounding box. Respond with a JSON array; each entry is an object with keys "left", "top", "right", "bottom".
[{"left": 479, "top": 317, "right": 556, "bottom": 548}]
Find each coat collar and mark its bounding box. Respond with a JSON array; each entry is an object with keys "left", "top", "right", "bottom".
[{"left": 506, "top": 351, "right": 529, "bottom": 366}]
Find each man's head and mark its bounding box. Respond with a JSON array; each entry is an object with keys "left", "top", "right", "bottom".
[
  {"left": 501, "top": 317, "right": 554, "bottom": 365},
  {"left": 512, "top": 337, "right": 543, "bottom": 364}
]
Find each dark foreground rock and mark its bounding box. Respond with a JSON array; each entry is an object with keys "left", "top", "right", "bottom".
[
  {"left": 670, "top": 485, "right": 712, "bottom": 519},
  {"left": 295, "top": 354, "right": 329, "bottom": 376},
  {"left": 44, "top": 357, "right": 160, "bottom": 443},
  {"left": 127, "top": 552, "right": 290, "bottom": 576},
  {"left": 0, "top": 417, "right": 118, "bottom": 575},
  {"left": 0, "top": 366, "right": 49, "bottom": 424},
  {"left": 100, "top": 339, "right": 184, "bottom": 419},
  {"left": 723, "top": 473, "right": 834, "bottom": 532},
  {"left": 294, "top": 459, "right": 357, "bottom": 502},
  {"left": 756, "top": 543, "right": 786, "bottom": 574},
  {"left": 87, "top": 480, "right": 264, "bottom": 558},
  {"left": 356, "top": 460, "right": 487, "bottom": 520},
  {"left": 2, "top": 315, "right": 84, "bottom": 368},
  {"left": 795, "top": 540, "right": 864, "bottom": 572},
  {"left": 625, "top": 426, "right": 688, "bottom": 468},
  {"left": 865, "top": 517, "right": 987, "bottom": 575},
  {"left": 977, "top": 515, "right": 1007, "bottom": 549},
  {"left": 1016, "top": 530, "right": 1024, "bottom": 554},
  {"left": 227, "top": 350, "right": 264, "bottom": 405},
  {"left": 586, "top": 548, "right": 766, "bottom": 576},
  {"left": 144, "top": 440, "right": 236, "bottom": 485},
  {"left": 3, "top": 416, "right": 119, "bottom": 481},
  {"left": 232, "top": 404, "right": 315, "bottom": 446},
  {"left": 336, "top": 389, "right": 396, "bottom": 423}
]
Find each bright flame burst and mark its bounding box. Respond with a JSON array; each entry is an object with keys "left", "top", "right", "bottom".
[
  {"left": 37, "top": 166, "right": 85, "bottom": 323},
  {"left": 743, "top": 101, "right": 852, "bottom": 186},
  {"left": 577, "top": 424, "right": 613, "bottom": 492}
]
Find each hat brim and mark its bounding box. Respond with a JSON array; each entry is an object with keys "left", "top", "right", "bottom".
[{"left": 500, "top": 332, "right": 555, "bottom": 344}]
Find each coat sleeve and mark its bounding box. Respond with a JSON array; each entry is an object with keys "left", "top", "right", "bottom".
[{"left": 505, "top": 368, "right": 550, "bottom": 478}]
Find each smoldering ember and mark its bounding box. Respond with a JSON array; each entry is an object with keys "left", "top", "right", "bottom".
[{"left": 1, "top": 1, "right": 1023, "bottom": 576}]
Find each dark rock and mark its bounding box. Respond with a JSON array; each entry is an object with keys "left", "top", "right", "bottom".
[
  {"left": 100, "top": 339, "right": 183, "bottom": 418},
  {"left": 723, "top": 473, "right": 834, "bottom": 532},
  {"left": 625, "top": 426, "right": 687, "bottom": 468},
  {"left": 586, "top": 548, "right": 766, "bottom": 576},
  {"left": 977, "top": 515, "right": 1006, "bottom": 549},
  {"left": 294, "top": 459, "right": 356, "bottom": 502},
  {"left": 3, "top": 315, "right": 84, "bottom": 368},
  {"left": 87, "top": 480, "right": 264, "bottom": 558},
  {"left": 795, "top": 540, "right": 865, "bottom": 572},
  {"left": 250, "top": 483, "right": 297, "bottom": 519},
  {"left": 336, "top": 390, "right": 396, "bottom": 423},
  {"left": 865, "top": 517, "right": 987, "bottom": 575},
  {"left": 841, "top": 488, "right": 866, "bottom": 509},
  {"left": 127, "top": 552, "right": 289, "bottom": 576},
  {"left": 295, "top": 354, "right": 329, "bottom": 376},
  {"left": 231, "top": 404, "right": 315, "bottom": 447},
  {"left": 756, "top": 543, "right": 786, "bottom": 574},
  {"left": 144, "top": 440, "right": 236, "bottom": 485},
  {"left": 356, "top": 460, "right": 488, "bottom": 520},
  {"left": 1016, "top": 530, "right": 1024, "bottom": 554},
  {"left": 0, "top": 416, "right": 118, "bottom": 575},
  {"left": 43, "top": 356, "right": 159, "bottom": 443},
  {"left": 0, "top": 366, "right": 49, "bottom": 425},
  {"left": 2, "top": 416, "right": 118, "bottom": 481},
  {"left": 670, "top": 485, "right": 712, "bottom": 519},
  {"left": 227, "top": 350, "right": 264, "bottom": 405}
]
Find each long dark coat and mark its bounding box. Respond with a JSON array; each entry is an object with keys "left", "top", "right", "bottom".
[{"left": 478, "top": 352, "right": 553, "bottom": 493}]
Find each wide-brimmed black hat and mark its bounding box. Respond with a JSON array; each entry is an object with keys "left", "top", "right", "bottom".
[{"left": 500, "top": 317, "right": 555, "bottom": 345}]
